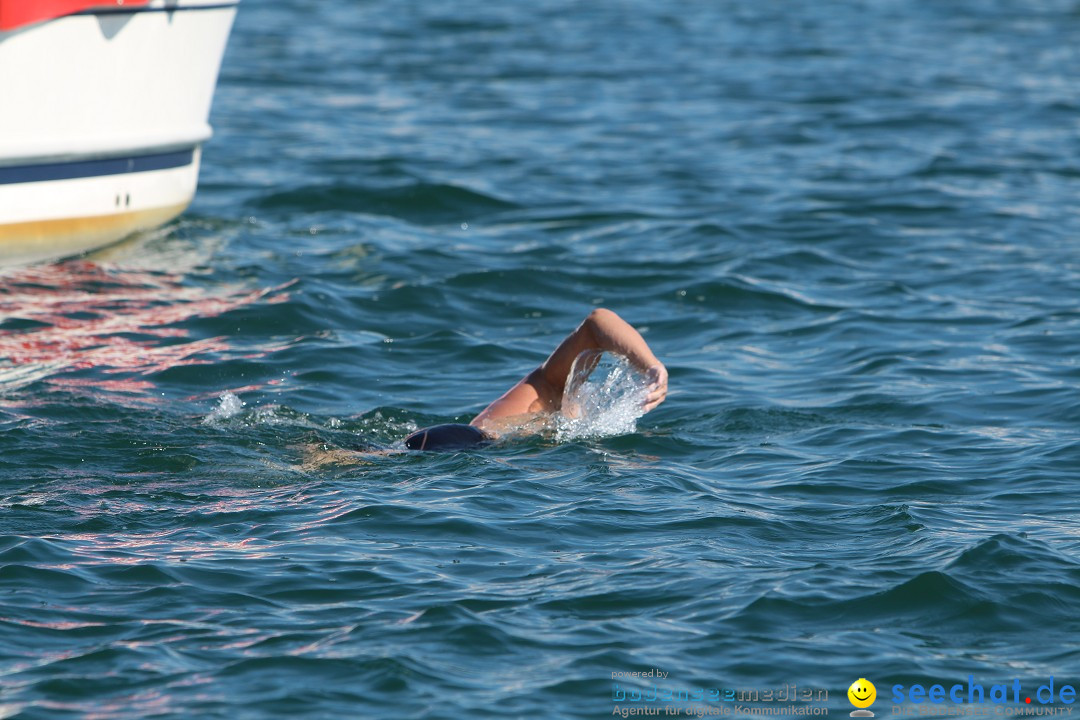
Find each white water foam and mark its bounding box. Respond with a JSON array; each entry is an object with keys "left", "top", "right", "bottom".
[
  {"left": 555, "top": 350, "right": 649, "bottom": 441},
  {"left": 203, "top": 391, "right": 246, "bottom": 423}
]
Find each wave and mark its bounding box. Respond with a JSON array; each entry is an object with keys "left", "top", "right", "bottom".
[{"left": 253, "top": 181, "right": 519, "bottom": 224}]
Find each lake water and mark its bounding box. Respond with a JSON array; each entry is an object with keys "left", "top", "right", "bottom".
[{"left": 3, "top": 1, "right": 1080, "bottom": 718}]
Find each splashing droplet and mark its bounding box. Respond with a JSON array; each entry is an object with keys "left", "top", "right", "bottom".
[
  {"left": 556, "top": 350, "right": 648, "bottom": 441},
  {"left": 204, "top": 392, "right": 245, "bottom": 423}
]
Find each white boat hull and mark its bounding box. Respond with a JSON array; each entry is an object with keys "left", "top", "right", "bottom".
[{"left": 0, "top": 1, "right": 237, "bottom": 265}]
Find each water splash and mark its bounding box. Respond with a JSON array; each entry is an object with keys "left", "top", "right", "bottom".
[
  {"left": 556, "top": 350, "right": 649, "bottom": 441},
  {"left": 202, "top": 393, "right": 307, "bottom": 427},
  {"left": 204, "top": 392, "right": 246, "bottom": 423}
]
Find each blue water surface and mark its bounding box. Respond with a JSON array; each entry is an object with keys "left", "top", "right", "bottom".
[{"left": 3, "top": 1, "right": 1080, "bottom": 718}]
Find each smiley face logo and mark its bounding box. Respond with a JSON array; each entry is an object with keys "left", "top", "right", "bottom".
[{"left": 848, "top": 678, "right": 876, "bottom": 717}]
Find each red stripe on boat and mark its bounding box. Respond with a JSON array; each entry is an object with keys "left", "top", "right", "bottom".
[{"left": 0, "top": 0, "right": 151, "bottom": 31}]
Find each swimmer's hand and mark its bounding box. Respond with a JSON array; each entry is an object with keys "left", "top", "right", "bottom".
[{"left": 643, "top": 363, "right": 668, "bottom": 413}]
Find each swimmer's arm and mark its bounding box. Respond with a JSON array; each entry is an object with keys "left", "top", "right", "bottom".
[
  {"left": 471, "top": 308, "right": 667, "bottom": 430},
  {"left": 539, "top": 308, "right": 665, "bottom": 400}
]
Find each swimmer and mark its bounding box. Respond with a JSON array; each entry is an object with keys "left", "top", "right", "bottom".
[
  {"left": 301, "top": 308, "right": 666, "bottom": 464},
  {"left": 408, "top": 308, "right": 666, "bottom": 450}
]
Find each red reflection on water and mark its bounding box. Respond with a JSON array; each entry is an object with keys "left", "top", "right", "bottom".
[{"left": 0, "top": 260, "right": 292, "bottom": 402}]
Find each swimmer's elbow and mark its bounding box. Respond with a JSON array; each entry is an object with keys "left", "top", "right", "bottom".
[
  {"left": 585, "top": 307, "right": 619, "bottom": 326},
  {"left": 581, "top": 308, "right": 620, "bottom": 341}
]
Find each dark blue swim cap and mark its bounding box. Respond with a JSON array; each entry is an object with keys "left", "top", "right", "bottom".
[{"left": 405, "top": 423, "right": 491, "bottom": 451}]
